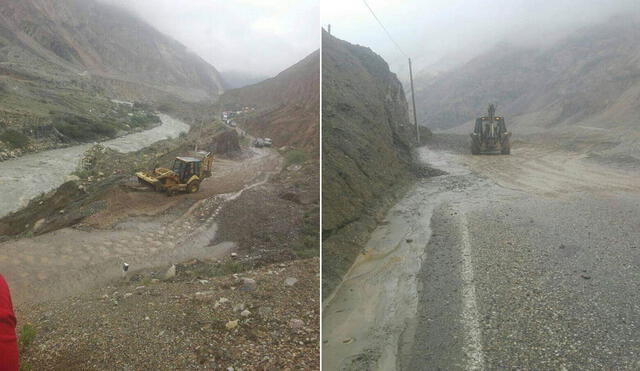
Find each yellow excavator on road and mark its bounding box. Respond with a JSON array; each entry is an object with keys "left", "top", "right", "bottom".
[{"left": 136, "top": 151, "right": 213, "bottom": 195}]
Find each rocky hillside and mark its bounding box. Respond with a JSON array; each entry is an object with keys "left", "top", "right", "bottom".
[
  {"left": 322, "top": 31, "right": 420, "bottom": 297},
  {"left": 0, "top": 0, "right": 225, "bottom": 157},
  {"left": 220, "top": 51, "right": 319, "bottom": 153},
  {"left": 415, "top": 16, "right": 640, "bottom": 134},
  {"left": 0, "top": 0, "right": 224, "bottom": 102}
]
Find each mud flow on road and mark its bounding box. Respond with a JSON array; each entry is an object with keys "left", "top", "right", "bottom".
[{"left": 323, "top": 135, "right": 640, "bottom": 370}]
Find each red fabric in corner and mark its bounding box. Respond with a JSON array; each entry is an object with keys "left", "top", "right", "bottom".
[{"left": 0, "top": 275, "right": 18, "bottom": 371}]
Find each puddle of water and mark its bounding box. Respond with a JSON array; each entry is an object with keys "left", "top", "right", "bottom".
[{"left": 0, "top": 114, "right": 189, "bottom": 217}]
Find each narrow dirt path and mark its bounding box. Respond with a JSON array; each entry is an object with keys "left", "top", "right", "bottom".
[{"left": 1, "top": 146, "right": 282, "bottom": 306}]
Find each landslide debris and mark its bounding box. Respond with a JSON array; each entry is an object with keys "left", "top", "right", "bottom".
[
  {"left": 321, "top": 31, "right": 430, "bottom": 297},
  {"left": 220, "top": 50, "right": 320, "bottom": 154}
]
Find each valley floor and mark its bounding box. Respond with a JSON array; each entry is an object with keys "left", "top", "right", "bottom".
[
  {"left": 7, "top": 139, "right": 319, "bottom": 369},
  {"left": 322, "top": 134, "right": 640, "bottom": 370}
]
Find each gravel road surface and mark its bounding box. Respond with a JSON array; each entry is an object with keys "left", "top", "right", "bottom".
[{"left": 323, "top": 135, "right": 640, "bottom": 370}]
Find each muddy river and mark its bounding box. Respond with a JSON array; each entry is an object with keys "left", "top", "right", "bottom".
[{"left": 0, "top": 113, "right": 189, "bottom": 217}]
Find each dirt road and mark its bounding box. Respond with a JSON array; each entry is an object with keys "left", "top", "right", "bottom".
[
  {"left": 323, "top": 135, "right": 640, "bottom": 370},
  {"left": 1, "top": 146, "right": 282, "bottom": 306}
]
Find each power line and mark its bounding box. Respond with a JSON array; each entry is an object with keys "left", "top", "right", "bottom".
[
  {"left": 361, "top": 0, "right": 408, "bottom": 59},
  {"left": 361, "top": 0, "right": 420, "bottom": 142}
]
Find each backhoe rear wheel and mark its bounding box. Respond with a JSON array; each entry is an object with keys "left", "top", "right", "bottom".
[{"left": 187, "top": 180, "right": 200, "bottom": 193}]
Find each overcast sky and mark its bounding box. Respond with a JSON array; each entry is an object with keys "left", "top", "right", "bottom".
[
  {"left": 100, "top": 0, "right": 319, "bottom": 77},
  {"left": 322, "top": 0, "right": 640, "bottom": 78}
]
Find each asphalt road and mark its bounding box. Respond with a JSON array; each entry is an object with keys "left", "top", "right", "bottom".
[{"left": 323, "top": 136, "right": 640, "bottom": 370}]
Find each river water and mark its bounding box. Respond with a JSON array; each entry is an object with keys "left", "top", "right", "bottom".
[{"left": 0, "top": 113, "right": 189, "bottom": 217}]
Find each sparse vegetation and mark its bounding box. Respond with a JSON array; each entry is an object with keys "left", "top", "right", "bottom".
[
  {"left": 284, "top": 149, "right": 309, "bottom": 167},
  {"left": 18, "top": 323, "right": 36, "bottom": 353},
  {"left": 0, "top": 129, "right": 30, "bottom": 148},
  {"left": 129, "top": 112, "right": 160, "bottom": 129},
  {"left": 186, "top": 258, "right": 251, "bottom": 278},
  {"left": 53, "top": 113, "right": 118, "bottom": 141},
  {"left": 293, "top": 206, "right": 320, "bottom": 258}
]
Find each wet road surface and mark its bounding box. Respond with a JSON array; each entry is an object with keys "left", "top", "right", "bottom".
[{"left": 323, "top": 141, "right": 640, "bottom": 370}]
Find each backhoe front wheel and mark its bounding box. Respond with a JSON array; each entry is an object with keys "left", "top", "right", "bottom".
[
  {"left": 187, "top": 181, "right": 200, "bottom": 193},
  {"left": 501, "top": 141, "right": 511, "bottom": 155},
  {"left": 471, "top": 141, "right": 480, "bottom": 155}
]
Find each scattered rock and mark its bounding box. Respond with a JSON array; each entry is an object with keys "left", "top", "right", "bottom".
[
  {"left": 406, "top": 239, "right": 413, "bottom": 243},
  {"left": 240, "top": 310, "right": 251, "bottom": 317},
  {"left": 64, "top": 175, "right": 80, "bottom": 183},
  {"left": 225, "top": 320, "right": 238, "bottom": 330},
  {"left": 284, "top": 277, "right": 298, "bottom": 287},
  {"left": 342, "top": 337, "right": 355, "bottom": 344},
  {"left": 581, "top": 274, "right": 591, "bottom": 280},
  {"left": 258, "top": 306, "right": 272, "bottom": 316},
  {"left": 214, "top": 297, "right": 229, "bottom": 308},
  {"left": 240, "top": 278, "right": 256, "bottom": 291},
  {"left": 194, "top": 291, "right": 215, "bottom": 301},
  {"left": 33, "top": 218, "right": 46, "bottom": 232},
  {"left": 164, "top": 265, "right": 176, "bottom": 280},
  {"left": 289, "top": 319, "right": 304, "bottom": 329}
]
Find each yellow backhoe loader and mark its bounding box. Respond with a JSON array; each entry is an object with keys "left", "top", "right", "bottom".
[{"left": 136, "top": 151, "right": 213, "bottom": 195}]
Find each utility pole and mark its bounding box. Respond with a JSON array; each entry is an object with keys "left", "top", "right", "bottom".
[
  {"left": 328, "top": 24, "right": 331, "bottom": 35},
  {"left": 408, "top": 58, "right": 419, "bottom": 143}
]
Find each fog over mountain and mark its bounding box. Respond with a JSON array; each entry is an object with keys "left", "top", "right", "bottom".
[
  {"left": 322, "top": 0, "right": 640, "bottom": 77},
  {"left": 100, "top": 0, "right": 319, "bottom": 78}
]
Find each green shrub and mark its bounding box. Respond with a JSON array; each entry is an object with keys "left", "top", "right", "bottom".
[
  {"left": 53, "top": 114, "right": 117, "bottom": 141},
  {"left": 284, "top": 149, "right": 308, "bottom": 167},
  {"left": 18, "top": 323, "right": 36, "bottom": 353},
  {"left": 0, "top": 129, "right": 29, "bottom": 148},
  {"left": 293, "top": 206, "right": 319, "bottom": 258},
  {"left": 129, "top": 112, "right": 160, "bottom": 128}
]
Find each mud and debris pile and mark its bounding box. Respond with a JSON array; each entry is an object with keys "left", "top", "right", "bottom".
[{"left": 207, "top": 130, "right": 241, "bottom": 154}]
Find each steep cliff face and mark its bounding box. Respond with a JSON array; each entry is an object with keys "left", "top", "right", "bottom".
[
  {"left": 322, "top": 31, "right": 419, "bottom": 296},
  {"left": 220, "top": 50, "right": 319, "bottom": 153},
  {"left": 415, "top": 16, "right": 640, "bottom": 133}
]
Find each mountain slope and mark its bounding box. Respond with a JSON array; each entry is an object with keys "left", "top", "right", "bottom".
[
  {"left": 322, "top": 31, "right": 418, "bottom": 297},
  {"left": 0, "top": 0, "right": 225, "bottom": 157},
  {"left": 0, "top": 0, "right": 224, "bottom": 102},
  {"left": 220, "top": 50, "right": 319, "bottom": 152},
  {"left": 415, "top": 16, "right": 640, "bottom": 133}
]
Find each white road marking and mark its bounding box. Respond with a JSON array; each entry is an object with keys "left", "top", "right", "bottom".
[{"left": 459, "top": 213, "right": 485, "bottom": 370}]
